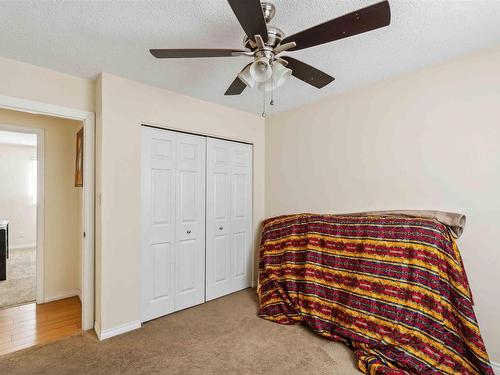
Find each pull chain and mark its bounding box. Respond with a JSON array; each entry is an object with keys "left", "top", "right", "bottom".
[
  {"left": 270, "top": 83, "right": 274, "bottom": 106},
  {"left": 262, "top": 89, "right": 266, "bottom": 117}
]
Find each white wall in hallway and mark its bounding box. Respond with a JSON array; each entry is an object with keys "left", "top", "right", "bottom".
[{"left": 0, "top": 142, "right": 37, "bottom": 248}]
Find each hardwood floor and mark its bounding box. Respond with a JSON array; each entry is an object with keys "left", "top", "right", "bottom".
[{"left": 0, "top": 297, "right": 81, "bottom": 356}]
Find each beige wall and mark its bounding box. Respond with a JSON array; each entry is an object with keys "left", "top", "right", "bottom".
[
  {"left": 0, "top": 57, "right": 95, "bottom": 113},
  {"left": 266, "top": 45, "right": 500, "bottom": 362},
  {"left": 0, "top": 143, "right": 37, "bottom": 248},
  {"left": 0, "top": 55, "right": 92, "bottom": 307},
  {"left": 96, "top": 73, "right": 265, "bottom": 332},
  {"left": 0, "top": 109, "right": 83, "bottom": 300}
]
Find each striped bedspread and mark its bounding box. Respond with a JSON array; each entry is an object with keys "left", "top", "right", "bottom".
[{"left": 258, "top": 214, "right": 493, "bottom": 374}]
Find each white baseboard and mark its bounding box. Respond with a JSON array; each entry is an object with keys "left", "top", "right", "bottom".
[
  {"left": 10, "top": 243, "right": 36, "bottom": 250},
  {"left": 43, "top": 289, "right": 79, "bottom": 303},
  {"left": 96, "top": 320, "right": 141, "bottom": 341},
  {"left": 491, "top": 361, "right": 500, "bottom": 375}
]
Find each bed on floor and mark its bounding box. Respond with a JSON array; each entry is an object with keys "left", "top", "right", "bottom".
[{"left": 258, "top": 213, "right": 493, "bottom": 374}]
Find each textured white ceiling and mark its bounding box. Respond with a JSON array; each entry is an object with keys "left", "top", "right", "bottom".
[{"left": 0, "top": 0, "right": 499, "bottom": 115}]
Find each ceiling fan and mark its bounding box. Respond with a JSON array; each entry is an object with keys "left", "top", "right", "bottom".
[{"left": 150, "top": 0, "right": 391, "bottom": 97}]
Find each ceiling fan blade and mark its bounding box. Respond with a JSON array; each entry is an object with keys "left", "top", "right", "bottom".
[
  {"left": 150, "top": 49, "right": 247, "bottom": 58},
  {"left": 227, "top": 0, "right": 268, "bottom": 43},
  {"left": 224, "top": 77, "right": 247, "bottom": 95},
  {"left": 282, "top": 57, "right": 335, "bottom": 89},
  {"left": 224, "top": 63, "right": 252, "bottom": 95},
  {"left": 281, "top": 1, "right": 390, "bottom": 51}
]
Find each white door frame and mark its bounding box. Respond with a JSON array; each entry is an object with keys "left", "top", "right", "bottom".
[
  {"left": 0, "top": 95, "right": 95, "bottom": 331},
  {"left": 0, "top": 123, "right": 45, "bottom": 305}
]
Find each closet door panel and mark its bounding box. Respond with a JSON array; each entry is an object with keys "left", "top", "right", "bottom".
[
  {"left": 174, "top": 133, "right": 206, "bottom": 311},
  {"left": 205, "top": 139, "right": 232, "bottom": 300},
  {"left": 233, "top": 232, "right": 247, "bottom": 278},
  {"left": 178, "top": 239, "right": 196, "bottom": 293},
  {"left": 206, "top": 139, "right": 252, "bottom": 301},
  {"left": 230, "top": 143, "right": 253, "bottom": 290},
  {"left": 141, "top": 128, "right": 176, "bottom": 322},
  {"left": 213, "top": 171, "right": 230, "bottom": 286},
  {"left": 214, "top": 235, "right": 228, "bottom": 281},
  {"left": 152, "top": 243, "right": 173, "bottom": 299}
]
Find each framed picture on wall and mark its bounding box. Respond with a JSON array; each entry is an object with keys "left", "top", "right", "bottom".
[{"left": 75, "top": 127, "right": 83, "bottom": 187}]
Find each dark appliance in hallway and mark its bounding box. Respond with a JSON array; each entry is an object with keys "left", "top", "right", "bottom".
[{"left": 0, "top": 219, "right": 8, "bottom": 281}]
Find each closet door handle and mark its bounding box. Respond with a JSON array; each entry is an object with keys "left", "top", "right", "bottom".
[
  {"left": 186, "top": 230, "right": 191, "bottom": 234},
  {"left": 218, "top": 226, "right": 223, "bottom": 230}
]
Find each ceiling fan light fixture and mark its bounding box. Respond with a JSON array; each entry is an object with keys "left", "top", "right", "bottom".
[
  {"left": 151, "top": 1, "right": 391, "bottom": 98},
  {"left": 272, "top": 61, "right": 292, "bottom": 88},
  {"left": 250, "top": 57, "right": 272, "bottom": 83},
  {"left": 237, "top": 64, "right": 256, "bottom": 88}
]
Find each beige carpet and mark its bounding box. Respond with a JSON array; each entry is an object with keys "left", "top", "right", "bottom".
[
  {"left": 0, "top": 288, "right": 360, "bottom": 375},
  {"left": 0, "top": 247, "right": 36, "bottom": 308}
]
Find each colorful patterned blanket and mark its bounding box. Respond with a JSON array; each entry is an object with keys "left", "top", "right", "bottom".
[{"left": 258, "top": 214, "right": 493, "bottom": 374}]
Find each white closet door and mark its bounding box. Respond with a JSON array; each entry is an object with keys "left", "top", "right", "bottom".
[
  {"left": 174, "top": 133, "right": 206, "bottom": 311},
  {"left": 229, "top": 142, "right": 253, "bottom": 293},
  {"left": 206, "top": 138, "right": 252, "bottom": 301},
  {"left": 205, "top": 139, "right": 232, "bottom": 299},
  {"left": 141, "top": 127, "right": 176, "bottom": 322},
  {"left": 141, "top": 128, "right": 206, "bottom": 322}
]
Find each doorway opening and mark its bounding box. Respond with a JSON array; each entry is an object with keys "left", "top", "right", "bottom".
[
  {"left": 0, "top": 129, "right": 38, "bottom": 308},
  {"left": 0, "top": 99, "right": 94, "bottom": 355}
]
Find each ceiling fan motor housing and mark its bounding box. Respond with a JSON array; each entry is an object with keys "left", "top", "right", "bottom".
[{"left": 243, "top": 25, "right": 284, "bottom": 52}]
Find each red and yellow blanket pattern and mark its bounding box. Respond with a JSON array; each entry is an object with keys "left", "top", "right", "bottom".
[{"left": 258, "top": 214, "right": 493, "bottom": 374}]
